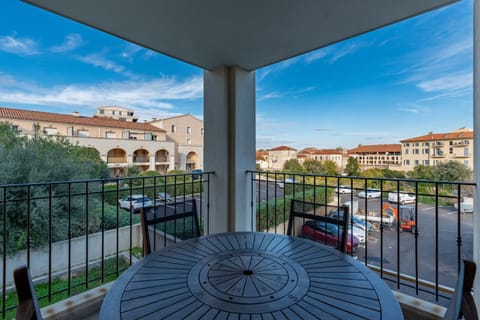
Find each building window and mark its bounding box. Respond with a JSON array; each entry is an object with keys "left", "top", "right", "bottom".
[
  {"left": 464, "top": 147, "right": 469, "bottom": 156},
  {"left": 106, "top": 131, "right": 115, "bottom": 139},
  {"left": 423, "top": 160, "right": 430, "bottom": 165},
  {"left": 449, "top": 148, "right": 453, "bottom": 154},
  {"left": 99, "top": 110, "right": 104, "bottom": 114},
  {"left": 67, "top": 126, "right": 74, "bottom": 136},
  {"left": 77, "top": 130, "right": 89, "bottom": 137},
  {"left": 405, "top": 160, "right": 410, "bottom": 165},
  {"left": 187, "top": 138, "right": 191, "bottom": 145},
  {"left": 171, "top": 125, "right": 176, "bottom": 133},
  {"left": 414, "top": 160, "right": 419, "bottom": 166},
  {"left": 404, "top": 149, "right": 409, "bottom": 154},
  {"left": 464, "top": 160, "right": 469, "bottom": 167},
  {"left": 449, "top": 141, "right": 453, "bottom": 145},
  {"left": 187, "top": 126, "right": 191, "bottom": 134},
  {"left": 112, "top": 111, "right": 116, "bottom": 115},
  {"left": 43, "top": 127, "right": 57, "bottom": 135},
  {"left": 425, "top": 149, "right": 429, "bottom": 154}
]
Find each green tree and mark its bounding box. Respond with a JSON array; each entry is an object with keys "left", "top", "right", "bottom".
[
  {"left": 283, "top": 159, "right": 303, "bottom": 173},
  {"left": 435, "top": 161, "right": 472, "bottom": 181},
  {"left": 345, "top": 157, "right": 360, "bottom": 176},
  {"left": 323, "top": 160, "right": 338, "bottom": 175},
  {"left": 0, "top": 123, "right": 109, "bottom": 253},
  {"left": 303, "top": 159, "right": 323, "bottom": 174},
  {"left": 408, "top": 165, "right": 436, "bottom": 180}
]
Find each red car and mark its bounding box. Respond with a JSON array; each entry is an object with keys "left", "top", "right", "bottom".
[{"left": 302, "top": 220, "right": 359, "bottom": 254}]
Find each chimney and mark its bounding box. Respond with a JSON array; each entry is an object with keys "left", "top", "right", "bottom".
[
  {"left": 72, "top": 111, "right": 80, "bottom": 117},
  {"left": 152, "top": 117, "right": 157, "bottom": 121}
]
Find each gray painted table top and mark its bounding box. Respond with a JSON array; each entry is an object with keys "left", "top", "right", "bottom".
[{"left": 100, "top": 232, "right": 403, "bottom": 320}]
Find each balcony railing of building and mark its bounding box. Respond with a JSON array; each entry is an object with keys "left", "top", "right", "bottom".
[
  {"left": 0, "top": 170, "right": 475, "bottom": 318},
  {"left": 0, "top": 172, "right": 213, "bottom": 319},
  {"left": 132, "top": 156, "right": 149, "bottom": 163},
  {"left": 106, "top": 156, "right": 127, "bottom": 164},
  {"left": 247, "top": 170, "right": 475, "bottom": 307}
]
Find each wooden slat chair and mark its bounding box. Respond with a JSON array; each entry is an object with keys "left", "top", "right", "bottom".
[
  {"left": 287, "top": 199, "right": 350, "bottom": 253},
  {"left": 13, "top": 265, "right": 43, "bottom": 320},
  {"left": 140, "top": 199, "right": 201, "bottom": 256},
  {"left": 443, "top": 259, "right": 478, "bottom": 320}
]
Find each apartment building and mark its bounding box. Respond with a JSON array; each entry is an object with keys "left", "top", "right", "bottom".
[
  {"left": 297, "top": 148, "right": 346, "bottom": 170},
  {"left": 256, "top": 150, "right": 269, "bottom": 170},
  {"left": 400, "top": 128, "right": 473, "bottom": 171},
  {"left": 150, "top": 114, "right": 204, "bottom": 172},
  {"left": 349, "top": 144, "right": 402, "bottom": 170},
  {"left": 93, "top": 106, "right": 138, "bottom": 122},
  {"left": 0, "top": 106, "right": 204, "bottom": 176},
  {"left": 267, "top": 146, "right": 297, "bottom": 170}
]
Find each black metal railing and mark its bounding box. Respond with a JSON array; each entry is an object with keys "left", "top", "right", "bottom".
[
  {"left": 248, "top": 170, "right": 476, "bottom": 305},
  {"left": 0, "top": 172, "right": 212, "bottom": 319}
]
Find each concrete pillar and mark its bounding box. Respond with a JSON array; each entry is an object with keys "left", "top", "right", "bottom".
[
  {"left": 204, "top": 66, "right": 255, "bottom": 233},
  {"left": 149, "top": 154, "right": 155, "bottom": 171},
  {"left": 169, "top": 154, "right": 175, "bottom": 172},
  {"left": 127, "top": 154, "right": 133, "bottom": 167},
  {"left": 473, "top": 0, "right": 480, "bottom": 306}
]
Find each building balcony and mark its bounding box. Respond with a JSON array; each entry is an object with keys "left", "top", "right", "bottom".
[
  {"left": 106, "top": 156, "right": 127, "bottom": 164},
  {"left": 132, "top": 156, "right": 149, "bottom": 164},
  {"left": 431, "top": 152, "right": 446, "bottom": 158},
  {"left": 0, "top": 172, "right": 474, "bottom": 319},
  {"left": 454, "top": 153, "right": 471, "bottom": 158}
]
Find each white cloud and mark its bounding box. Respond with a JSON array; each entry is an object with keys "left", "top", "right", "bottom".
[
  {"left": 78, "top": 53, "right": 126, "bottom": 73},
  {"left": 0, "top": 72, "right": 203, "bottom": 112},
  {"left": 398, "top": 108, "right": 419, "bottom": 113},
  {"left": 417, "top": 72, "right": 471, "bottom": 93},
  {"left": 0, "top": 35, "right": 39, "bottom": 55},
  {"left": 50, "top": 34, "right": 83, "bottom": 53},
  {"left": 258, "top": 91, "right": 282, "bottom": 101}
]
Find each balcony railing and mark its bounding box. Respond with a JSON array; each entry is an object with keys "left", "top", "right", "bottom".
[
  {"left": 0, "top": 172, "right": 213, "bottom": 319},
  {"left": 0, "top": 170, "right": 475, "bottom": 318},
  {"left": 106, "top": 156, "right": 127, "bottom": 164},
  {"left": 247, "top": 170, "right": 475, "bottom": 306}
]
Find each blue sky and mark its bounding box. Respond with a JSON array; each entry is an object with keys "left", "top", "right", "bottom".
[{"left": 0, "top": 1, "right": 473, "bottom": 149}]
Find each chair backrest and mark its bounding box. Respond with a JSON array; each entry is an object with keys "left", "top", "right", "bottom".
[
  {"left": 287, "top": 199, "right": 350, "bottom": 253},
  {"left": 14, "top": 265, "right": 43, "bottom": 320},
  {"left": 443, "top": 259, "right": 478, "bottom": 320},
  {"left": 140, "top": 199, "right": 201, "bottom": 256}
]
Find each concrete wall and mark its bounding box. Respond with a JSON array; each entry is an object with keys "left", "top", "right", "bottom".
[{"left": 1, "top": 224, "right": 143, "bottom": 287}]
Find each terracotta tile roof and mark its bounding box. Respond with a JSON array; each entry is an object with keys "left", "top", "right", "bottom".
[
  {"left": 0, "top": 106, "right": 165, "bottom": 132},
  {"left": 349, "top": 144, "right": 401, "bottom": 154},
  {"left": 298, "top": 148, "right": 343, "bottom": 155},
  {"left": 269, "top": 146, "right": 297, "bottom": 152},
  {"left": 401, "top": 130, "right": 473, "bottom": 142},
  {"left": 256, "top": 150, "right": 269, "bottom": 156},
  {"left": 296, "top": 154, "right": 307, "bottom": 158}
]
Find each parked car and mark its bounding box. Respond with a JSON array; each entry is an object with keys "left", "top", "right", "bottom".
[
  {"left": 388, "top": 192, "right": 416, "bottom": 204},
  {"left": 191, "top": 169, "right": 203, "bottom": 180},
  {"left": 358, "top": 188, "right": 381, "bottom": 199},
  {"left": 276, "top": 178, "right": 300, "bottom": 189},
  {"left": 157, "top": 192, "right": 173, "bottom": 203},
  {"left": 302, "top": 220, "right": 359, "bottom": 254},
  {"left": 118, "top": 195, "right": 153, "bottom": 211},
  {"left": 328, "top": 209, "right": 373, "bottom": 233},
  {"left": 454, "top": 197, "right": 474, "bottom": 214},
  {"left": 335, "top": 185, "right": 352, "bottom": 194}
]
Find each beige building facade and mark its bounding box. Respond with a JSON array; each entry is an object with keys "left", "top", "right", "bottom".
[
  {"left": 150, "top": 114, "right": 204, "bottom": 171},
  {"left": 349, "top": 144, "right": 402, "bottom": 170},
  {"left": 297, "top": 148, "right": 347, "bottom": 170},
  {"left": 400, "top": 128, "right": 473, "bottom": 171},
  {"left": 94, "top": 106, "right": 138, "bottom": 122},
  {"left": 267, "top": 146, "right": 297, "bottom": 170},
  {"left": 0, "top": 106, "right": 205, "bottom": 176}
]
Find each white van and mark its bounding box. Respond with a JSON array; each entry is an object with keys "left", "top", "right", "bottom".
[{"left": 388, "top": 192, "right": 416, "bottom": 204}]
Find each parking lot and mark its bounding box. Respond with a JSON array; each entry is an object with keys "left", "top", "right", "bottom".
[{"left": 255, "top": 180, "right": 473, "bottom": 301}]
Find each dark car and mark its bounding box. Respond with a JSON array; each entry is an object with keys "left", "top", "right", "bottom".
[
  {"left": 191, "top": 169, "right": 203, "bottom": 180},
  {"left": 302, "top": 220, "right": 359, "bottom": 254}
]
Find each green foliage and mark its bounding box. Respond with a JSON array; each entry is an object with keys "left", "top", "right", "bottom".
[
  {"left": 283, "top": 159, "right": 304, "bottom": 173},
  {"left": 408, "top": 161, "right": 472, "bottom": 182},
  {"left": 168, "top": 169, "right": 188, "bottom": 174},
  {"left": 303, "top": 159, "right": 323, "bottom": 174},
  {"left": 0, "top": 123, "right": 111, "bottom": 253},
  {"left": 345, "top": 157, "right": 360, "bottom": 176},
  {"left": 256, "top": 186, "right": 333, "bottom": 231},
  {"left": 382, "top": 169, "right": 406, "bottom": 179},
  {"left": 126, "top": 166, "right": 142, "bottom": 177},
  {"left": 323, "top": 160, "right": 338, "bottom": 175}
]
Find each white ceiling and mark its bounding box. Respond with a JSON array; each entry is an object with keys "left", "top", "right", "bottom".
[{"left": 24, "top": 0, "right": 458, "bottom": 71}]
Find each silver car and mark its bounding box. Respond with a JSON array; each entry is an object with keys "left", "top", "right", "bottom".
[{"left": 118, "top": 195, "right": 153, "bottom": 211}]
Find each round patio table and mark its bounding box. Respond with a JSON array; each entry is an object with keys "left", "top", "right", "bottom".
[{"left": 100, "top": 232, "right": 403, "bottom": 319}]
